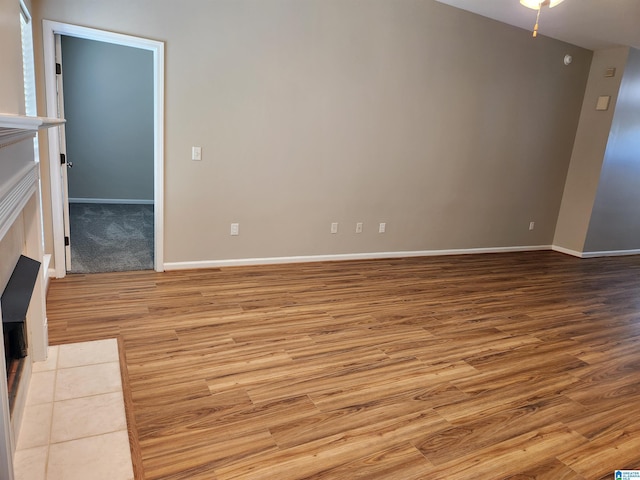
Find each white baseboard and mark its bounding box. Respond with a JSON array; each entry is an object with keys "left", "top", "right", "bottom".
[
  {"left": 163, "top": 245, "right": 553, "bottom": 271},
  {"left": 551, "top": 245, "right": 640, "bottom": 258},
  {"left": 43, "top": 254, "right": 52, "bottom": 291},
  {"left": 581, "top": 248, "right": 640, "bottom": 258},
  {"left": 69, "top": 198, "right": 154, "bottom": 205},
  {"left": 551, "top": 245, "right": 583, "bottom": 258}
]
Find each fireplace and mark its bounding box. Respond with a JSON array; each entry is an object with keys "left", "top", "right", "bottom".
[
  {"left": 2, "top": 255, "right": 40, "bottom": 412},
  {"left": 0, "top": 114, "right": 63, "bottom": 478}
]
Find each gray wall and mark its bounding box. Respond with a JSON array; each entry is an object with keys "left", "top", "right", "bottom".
[
  {"left": 34, "top": 0, "right": 592, "bottom": 265},
  {"left": 584, "top": 47, "right": 640, "bottom": 252},
  {"left": 61, "top": 35, "right": 154, "bottom": 202}
]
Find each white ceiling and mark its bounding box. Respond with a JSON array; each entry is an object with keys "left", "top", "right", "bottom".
[{"left": 434, "top": 0, "right": 640, "bottom": 51}]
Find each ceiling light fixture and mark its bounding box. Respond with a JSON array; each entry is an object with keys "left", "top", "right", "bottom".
[
  {"left": 520, "top": 0, "right": 566, "bottom": 38},
  {"left": 520, "top": 0, "right": 565, "bottom": 9}
]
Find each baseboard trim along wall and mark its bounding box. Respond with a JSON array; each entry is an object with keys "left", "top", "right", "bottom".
[
  {"left": 68, "top": 198, "right": 154, "bottom": 205},
  {"left": 44, "top": 243, "right": 640, "bottom": 276},
  {"left": 551, "top": 245, "right": 583, "bottom": 258},
  {"left": 164, "top": 245, "right": 553, "bottom": 271},
  {"left": 551, "top": 245, "right": 640, "bottom": 258},
  {"left": 43, "top": 254, "right": 52, "bottom": 291},
  {"left": 581, "top": 248, "right": 640, "bottom": 258}
]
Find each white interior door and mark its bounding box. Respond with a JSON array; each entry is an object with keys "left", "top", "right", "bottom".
[{"left": 54, "top": 34, "right": 72, "bottom": 272}]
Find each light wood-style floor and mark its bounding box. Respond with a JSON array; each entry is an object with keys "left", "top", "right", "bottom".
[{"left": 46, "top": 252, "right": 640, "bottom": 479}]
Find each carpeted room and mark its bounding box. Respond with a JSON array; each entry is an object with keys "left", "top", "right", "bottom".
[{"left": 69, "top": 203, "right": 153, "bottom": 273}]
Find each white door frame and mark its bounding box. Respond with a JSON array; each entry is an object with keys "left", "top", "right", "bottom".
[{"left": 42, "top": 20, "right": 165, "bottom": 277}]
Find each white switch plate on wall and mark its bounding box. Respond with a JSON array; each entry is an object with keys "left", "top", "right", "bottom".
[
  {"left": 192, "top": 146, "right": 202, "bottom": 161},
  {"left": 596, "top": 95, "right": 610, "bottom": 111}
]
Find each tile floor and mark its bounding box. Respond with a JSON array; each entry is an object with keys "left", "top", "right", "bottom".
[{"left": 13, "top": 338, "right": 134, "bottom": 480}]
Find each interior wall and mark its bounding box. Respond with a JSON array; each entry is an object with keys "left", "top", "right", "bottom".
[
  {"left": 0, "top": 0, "right": 25, "bottom": 114},
  {"left": 32, "top": 0, "right": 592, "bottom": 265},
  {"left": 553, "top": 47, "right": 629, "bottom": 254},
  {"left": 583, "top": 47, "right": 640, "bottom": 253},
  {"left": 61, "top": 36, "right": 154, "bottom": 202}
]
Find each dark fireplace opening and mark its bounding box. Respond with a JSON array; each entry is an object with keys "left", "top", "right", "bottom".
[
  {"left": 6, "top": 359, "right": 25, "bottom": 412},
  {"left": 4, "top": 322, "right": 27, "bottom": 411},
  {"left": 1, "top": 255, "right": 40, "bottom": 413}
]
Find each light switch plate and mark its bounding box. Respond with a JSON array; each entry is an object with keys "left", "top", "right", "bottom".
[{"left": 596, "top": 95, "right": 611, "bottom": 111}]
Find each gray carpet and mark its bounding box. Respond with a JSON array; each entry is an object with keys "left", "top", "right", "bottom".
[{"left": 69, "top": 203, "right": 154, "bottom": 274}]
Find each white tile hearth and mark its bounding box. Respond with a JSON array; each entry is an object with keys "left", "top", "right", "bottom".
[
  {"left": 51, "top": 392, "right": 127, "bottom": 443},
  {"left": 13, "top": 339, "right": 134, "bottom": 480},
  {"left": 57, "top": 338, "right": 120, "bottom": 369},
  {"left": 16, "top": 404, "right": 52, "bottom": 450},
  {"left": 47, "top": 430, "right": 133, "bottom": 480},
  {"left": 54, "top": 362, "right": 122, "bottom": 401},
  {"left": 13, "top": 446, "right": 48, "bottom": 480}
]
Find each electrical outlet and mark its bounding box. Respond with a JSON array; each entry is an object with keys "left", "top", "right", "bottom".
[
  {"left": 379, "top": 222, "right": 386, "bottom": 233},
  {"left": 331, "top": 222, "right": 338, "bottom": 234},
  {"left": 356, "top": 222, "right": 363, "bottom": 233},
  {"left": 230, "top": 223, "right": 239, "bottom": 235},
  {"left": 529, "top": 221, "right": 535, "bottom": 231}
]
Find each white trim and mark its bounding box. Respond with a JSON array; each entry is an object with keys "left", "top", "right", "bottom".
[
  {"left": 0, "top": 114, "right": 63, "bottom": 148},
  {"left": 581, "top": 249, "right": 640, "bottom": 258},
  {"left": 68, "top": 198, "right": 154, "bottom": 205},
  {"left": 164, "top": 245, "right": 553, "bottom": 271},
  {"left": 551, "top": 245, "right": 583, "bottom": 258},
  {"left": 0, "top": 115, "right": 41, "bottom": 130},
  {"left": 42, "top": 20, "right": 165, "bottom": 277},
  {"left": 549, "top": 244, "right": 640, "bottom": 258},
  {"left": 0, "top": 343, "right": 13, "bottom": 480},
  {"left": 43, "top": 25, "right": 66, "bottom": 278},
  {"left": 19, "top": 0, "right": 31, "bottom": 23},
  {"left": 0, "top": 163, "right": 38, "bottom": 243},
  {"left": 43, "top": 253, "right": 52, "bottom": 291},
  {"left": 9, "top": 357, "right": 32, "bottom": 458}
]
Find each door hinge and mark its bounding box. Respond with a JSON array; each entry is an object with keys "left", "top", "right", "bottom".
[
  {"left": 60, "top": 153, "right": 66, "bottom": 165},
  {"left": 56, "top": 63, "right": 62, "bottom": 75},
  {"left": 64, "top": 236, "right": 70, "bottom": 246}
]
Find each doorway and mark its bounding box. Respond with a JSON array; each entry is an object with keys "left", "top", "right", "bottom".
[
  {"left": 61, "top": 35, "right": 154, "bottom": 273},
  {"left": 42, "top": 21, "right": 165, "bottom": 277}
]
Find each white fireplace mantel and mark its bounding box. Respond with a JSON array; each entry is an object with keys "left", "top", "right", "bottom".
[{"left": 0, "top": 113, "right": 64, "bottom": 148}]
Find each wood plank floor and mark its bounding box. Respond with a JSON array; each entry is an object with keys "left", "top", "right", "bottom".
[{"left": 46, "top": 251, "right": 640, "bottom": 479}]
